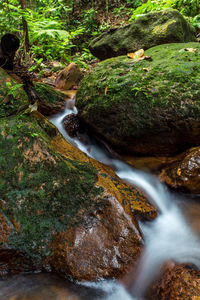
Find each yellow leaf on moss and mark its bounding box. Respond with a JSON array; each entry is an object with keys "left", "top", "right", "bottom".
[
  {"left": 105, "top": 86, "right": 108, "bottom": 96},
  {"left": 127, "top": 49, "right": 144, "bottom": 59}
]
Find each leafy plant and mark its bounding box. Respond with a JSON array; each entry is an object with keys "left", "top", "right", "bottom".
[{"left": 5, "top": 82, "right": 23, "bottom": 99}]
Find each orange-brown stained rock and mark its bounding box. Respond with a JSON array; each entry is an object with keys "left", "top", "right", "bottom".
[
  {"left": 51, "top": 133, "right": 157, "bottom": 222},
  {"left": 51, "top": 195, "right": 143, "bottom": 281},
  {"left": 50, "top": 131, "right": 157, "bottom": 281},
  {"left": 147, "top": 263, "right": 200, "bottom": 300},
  {"left": 160, "top": 147, "right": 200, "bottom": 194},
  {"left": 123, "top": 155, "right": 178, "bottom": 173}
]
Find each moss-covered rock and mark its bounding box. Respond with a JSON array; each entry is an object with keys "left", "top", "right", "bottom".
[
  {"left": 33, "top": 82, "right": 66, "bottom": 115},
  {"left": 89, "top": 9, "right": 197, "bottom": 60},
  {"left": 76, "top": 42, "right": 200, "bottom": 155},
  {"left": 0, "top": 68, "right": 29, "bottom": 118},
  {"left": 0, "top": 111, "right": 156, "bottom": 279},
  {"left": 0, "top": 114, "right": 101, "bottom": 266}
]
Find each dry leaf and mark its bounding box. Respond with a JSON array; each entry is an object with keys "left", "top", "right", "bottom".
[
  {"left": 177, "top": 168, "right": 181, "bottom": 176},
  {"left": 143, "top": 67, "right": 149, "bottom": 72},
  {"left": 127, "top": 49, "right": 144, "bottom": 59},
  {"left": 105, "top": 86, "right": 108, "bottom": 96},
  {"left": 184, "top": 48, "right": 196, "bottom": 53}
]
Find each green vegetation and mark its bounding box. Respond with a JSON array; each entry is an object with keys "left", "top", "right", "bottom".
[{"left": 0, "top": 0, "right": 199, "bottom": 68}]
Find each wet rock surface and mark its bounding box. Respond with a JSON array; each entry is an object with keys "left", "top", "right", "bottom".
[
  {"left": 62, "top": 113, "right": 82, "bottom": 137},
  {"left": 51, "top": 196, "right": 142, "bottom": 281},
  {"left": 160, "top": 147, "right": 200, "bottom": 193},
  {"left": 0, "top": 79, "right": 156, "bottom": 280},
  {"left": 76, "top": 42, "right": 200, "bottom": 155},
  {"left": 89, "top": 9, "right": 197, "bottom": 60},
  {"left": 147, "top": 263, "right": 200, "bottom": 300}
]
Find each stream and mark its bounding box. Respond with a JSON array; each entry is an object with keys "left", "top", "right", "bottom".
[
  {"left": 1, "top": 98, "right": 199, "bottom": 300},
  {"left": 49, "top": 99, "right": 200, "bottom": 299}
]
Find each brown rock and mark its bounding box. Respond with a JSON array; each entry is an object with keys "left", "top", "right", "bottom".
[
  {"left": 50, "top": 133, "right": 157, "bottom": 281},
  {"left": 160, "top": 147, "right": 200, "bottom": 193},
  {"left": 148, "top": 263, "right": 200, "bottom": 300},
  {"left": 55, "top": 63, "right": 82, "bottom": 90},
  {"left": 50, "top": 196, "right": 143, "bottom": 281},
  {"left": 62, "top": 114, "right": 82, "bottom": 137}
]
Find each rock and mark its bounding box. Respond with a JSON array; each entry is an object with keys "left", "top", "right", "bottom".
[
  {"left": 0, "top": 114, "right": 103, "bottom": 275},
  {"left": 51, "top": 196, "right": 143, "bottom": 281},
  {"left": 76, "top": 42, "right": 200, "bottom": 155},
  {"left": 0, "top": 111, "right": 156, "bottom": 279},
  {"left": 0, "top": 68, "right": 29, "bottom": 118},
  {"left": 50, "top": 131, "right": 157, "bottom": 281},
  {"left": 55, "top": 63, "right": 82, "bottom": 90},
  {"left": 33, "top": 82, "right": 66, "bottom": 115},
  {"left": 160, "top": 147, "right": 200, "bottom": 193},
  {"left": 89, "top": 9, "right": 197, "bottom": 60},
  {"left": 147, "top": 263, "right": 200, "bottom": 300},
  {"left": 62, "top": 113, "right": 82, "bottom": 137}
]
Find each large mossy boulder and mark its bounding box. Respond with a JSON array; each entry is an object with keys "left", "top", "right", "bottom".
[
  {"left": 76, "top": 42, "right": 200, "bottom": 155},
  {"left": 0, "top": 111, "right": 156, "bottom": 279},
  {"left": 89, "top": 9, "right": 197, "bottom": 60}
]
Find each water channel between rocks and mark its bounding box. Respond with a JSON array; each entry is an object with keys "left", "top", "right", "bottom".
[
  {"left": 48, "top": 99, "right": 200, "bottom": 300},
  {"left": 1, "top": 98, "right": 199, "bottom": 300}
]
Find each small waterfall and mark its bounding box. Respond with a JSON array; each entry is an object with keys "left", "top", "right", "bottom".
[{"left": 50, "top": 102, "right": 200, "bottom": 299}]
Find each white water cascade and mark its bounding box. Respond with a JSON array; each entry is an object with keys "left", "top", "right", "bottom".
[{"left": 50, "top": 101, "right": 200, "bottom": 300}]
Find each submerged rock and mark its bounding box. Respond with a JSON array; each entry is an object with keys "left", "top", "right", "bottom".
[
  {"left": 76, "top": 42, "right": 200, "bottom": 155},
  {"left": 0, "top": 273, "right": 104, "bottom": 300},
  {"left": 89, "top": 9, "right": 197, "bottom": 60},
  {"left": 160, "top": 147, "right": 200, "bottom": 193},
  {"left": 62, "top": 113, "right": 82, "bottom": 137}
]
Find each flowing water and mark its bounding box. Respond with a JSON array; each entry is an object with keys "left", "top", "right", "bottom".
[
  {"left": 1, "top": 99, "right": 199, "bottom": 300},
  {"left": 49, "top": 100, "right": 200, "bottom": 299}
]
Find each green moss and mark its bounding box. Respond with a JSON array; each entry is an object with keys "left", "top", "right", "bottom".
[
  {"left": 89, "top": 9, "right": 197, "bottom": 60},
  {"left": 34, "top": 82, "right": 65, "bottom": 105},
  {"left": 152, "top": 20, "right": 176, "bottom": 35},
  {"left": 77, "top": 42, "right": 200, "bottom": 145},
  {"left": 0, "top": 68, "right": 29, "bottom": 118},
  {"left": 0, "top": 115, "right": 102, "bottom": 264}
]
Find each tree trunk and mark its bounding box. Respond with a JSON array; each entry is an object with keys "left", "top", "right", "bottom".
[{"left": 19, "top": 0, "right": 30, "bottom": 52}]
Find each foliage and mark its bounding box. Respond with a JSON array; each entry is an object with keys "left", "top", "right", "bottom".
[
  {"left": 0, "top": 0, "right": 199, "bottom": 67},
  {"left": 129, "top": 0, "right": 200, "bottom": 23}
]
